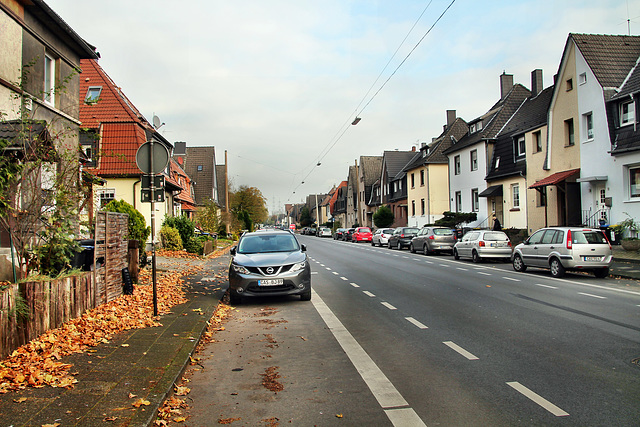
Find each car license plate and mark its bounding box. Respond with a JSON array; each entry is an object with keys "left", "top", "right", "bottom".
[
  {"left": 583, "top": 256, "right": 602, "bottom": 262},
  {"left": 490, "top": 242, "right": 505, "bottom": 247},
  {"left": 258, "top": 279, "right": 284, "bottom": 286}
]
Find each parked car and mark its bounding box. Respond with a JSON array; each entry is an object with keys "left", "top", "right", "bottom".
[
  {"left": 372, "top": 228, "right": 395, "bottom": 247},
  {"left": 410, "top": 227, "right": 456, "bottom": 255},
  {"left": 512, "top": 227, "right": 612, "bottom": 278},
  {"left": 228, "top": 229, "right": 311, "bottom": 304},
  {"left": 342, "top": 228, "right": 356, "bottom": 241},
  {"left": 351, "top": 227, "right": 373, "bottom": 243},
  {"left": 453, "top": 230, "right": 512, "bottom": 263},
  {"left": 317, "top": 227, "right": 332, "bottom": 238},
  {"left": 334, "top": 228, "right": 346, "bottom": 240},
  {"left": 387, "top": 227, "right": 420, "bottom": 250}
]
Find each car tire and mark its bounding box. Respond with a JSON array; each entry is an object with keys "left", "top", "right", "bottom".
[
  {"left": 423, "top": 244, "right": 430, "bottom": 256},
  {"left": 410, "top": 243, "right": 416, "bottom": 253},
  {"left": 549, "top": 258, "right": 565, "bottom": 278},
  {"left": 472, "top": 250, "right": 481, "bottom": 263},
  {"left": 593, "top": 267, "right": 609, "bottom": 278},
  {"left": 300, "top": 290, "right": 312, "bottom": 301},
  {"left": 453, "top": 249, "right": 460, "bottom": 260},
  {"left": 512, "top": 254, "right": 527, "bottom": 272},
  {"left": 397, "top": 242, "right": 402, "bottom": 250}
]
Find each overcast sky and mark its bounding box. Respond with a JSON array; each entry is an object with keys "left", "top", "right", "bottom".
[{"left": 47, "top": 0, "right": 638, "bottom": 214}]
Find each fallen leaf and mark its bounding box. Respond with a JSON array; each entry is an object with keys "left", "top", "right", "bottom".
[
  {"left": 13, "top": 397, "right": 27, "bottom": 403},
  {"left": 174, "top": 416, "right": 186, "bottom": 422},
  {"left": 336, "top": 414, "right": 343, "bottom": 418},
  {"left": 128, "top": 393, "right": 137, "bottom": 398},
  {"left": 121, "top": 344, "right": 130, "bottom": 347},
  {"left": 103, "top": 416, "right": 118, "bottom": 421},
  {"left": 174, "top": 386, "right": 190, "bottom": 396},
  {"left": 133, "top": 398, "right": 151, "bottom": 407}
]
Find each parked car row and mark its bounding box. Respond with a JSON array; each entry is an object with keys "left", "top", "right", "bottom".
[{"left": 330, "top": 225, "right": 614, "bottom": 279}]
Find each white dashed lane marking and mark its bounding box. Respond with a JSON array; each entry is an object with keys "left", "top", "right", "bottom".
[
  {"left": 363, "top": 291, "right": 376, "bottom": 297},
  {"left": 350, "top": 283, "right": 360, "bottom": 288},
  {"left": 507, "top": 382, "right": 569, "bottom": 417},
  {"left": 578, "top": 292, "right": 606, "bottom": 299},
  {"left": 534, "top": 283, "right": 558, "bottom": 289},
  {"left": 381, "top": 302, "right": 397, "bottom": 310},
  {"left": 443, "top": 341, "right": 479, "bottom": 360},
  {"left": 405, "top": 317, "right": 428, "bottom": 329},
  {"left": 340, "top": 276, "right": 349, "bottom": 281}
]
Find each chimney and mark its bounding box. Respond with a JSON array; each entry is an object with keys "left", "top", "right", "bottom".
[
  {"left": 446, "top": 110, "right": 456, "bottom": 127},
  {"left": 500, "top": 72, "right": 514, "bottom": 100},
  {"left": 531, "top": 69, "right": 543, "bottom": 96}
]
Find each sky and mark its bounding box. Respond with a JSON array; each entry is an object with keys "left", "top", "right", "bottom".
[{"left": 46, "top": 0, "right": 639, "bottom": 214}]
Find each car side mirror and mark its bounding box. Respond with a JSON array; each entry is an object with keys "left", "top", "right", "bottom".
[
  {"left": 301, "top": 244, "right": 307, "bottom": 252},
  {"left": 230, "top": 246, "right": 237, "bottom": 255},
  {"left": 523, "top": 239, "right": 530, "bottom": 245}
]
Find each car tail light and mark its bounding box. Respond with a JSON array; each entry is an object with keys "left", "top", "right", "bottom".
[
  {"left": 566, "top": 229, "right": 572, "bottom": 249},
  {"left": 508, "top": 241, "right": 512, "bottom": 247},
  {"left": 400, "top": 234, "right": 405, "bottom": 238},
  {"left": 479, "top": 241, "right": 485, "bottom": 247},
  {"left": 428, "top": 235, "right": 434, "bottom": 240}
]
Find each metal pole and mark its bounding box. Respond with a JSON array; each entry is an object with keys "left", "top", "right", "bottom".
[{"left": 150, "top": 140, "right": 158, "bottom": 316}]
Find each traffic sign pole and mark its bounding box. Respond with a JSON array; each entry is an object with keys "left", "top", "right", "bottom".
[{"left": 150, "top": 140, "right": 158, "bottom": 317}]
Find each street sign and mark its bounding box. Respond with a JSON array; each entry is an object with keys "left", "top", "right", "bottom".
[
  {"left": 141, "top": 174, "right": 165, "bottom": 189},
  {"left": 141, "top": 189, "right": 165, "bottom": 203},
  {"left": 136, "top": 141, "right": 169, "bottom": 174}
]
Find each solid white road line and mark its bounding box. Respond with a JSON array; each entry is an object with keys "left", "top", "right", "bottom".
[
  {"left": 363, "top": 291, "right": 376, "bottom": 297},
  {"left": 381, "top": 302, "right": 397, "bottom": 310},
  {"left": 350, "top": 283, "right": 360, "bottom": 288},
  {"left": 443, "top": 341, "right": 479, "bottom": 360},
  {"left": 578, "top": 292, "right": 606, "bottom": 299},
  {"left": 405, "top": 317, "right": 428, "bottom": 329},
  {"left": 506, "top": 381, "right": 569, "bottom": 417},
  {"left": 534, "top": 283, "right": 558, "bottom": 289},
  {"left": 311, "top": 290, "right": 427, "bottom": 427}
]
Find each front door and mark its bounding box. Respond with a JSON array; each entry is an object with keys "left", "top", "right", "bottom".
[{"left": 594, "top": 183, "right": 607, "bottom": 224}]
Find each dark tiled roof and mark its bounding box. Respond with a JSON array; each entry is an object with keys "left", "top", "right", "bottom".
[
  {"left": 382, "top": 150, "right": 416, "bottom": 180},
  {"left": 571, "top": 34, "right": 640, "bottom": 89},
  {"left": 611, "top": 59, "right": 640, "bottom": 100},
  {"left": 360, "top": 156, "right": 382, "bottom": 186},
  {"left": 181, "top": 146, "right": 218, "bottom": 206},
  {"left": 405, "top": 118, "right": 469, "bottom": 171}
]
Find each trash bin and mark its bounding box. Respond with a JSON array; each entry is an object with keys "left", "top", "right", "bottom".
[
  {"left": 72, "top": 239, "right": 95, "bottom": 271},
  {"left": 600, "top": 226, "right": 618, "bottom": 245}
]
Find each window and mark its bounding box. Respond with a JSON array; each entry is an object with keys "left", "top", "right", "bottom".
[
  {"left": 620, "top": 100, "right": 635, "bottom": 126},
  {"left": 421, "top": 198, "right": 425, "bottom": 215},
  {"left": 579, "top": 73, "right": 587, "bottom": 85},
  {"left": 470, "top": 150, "right": 478, "bottom": 171},
  {"left": 533, "top": 131, "right": 542, "bottom": 153},
  {"left": 197, "top": 165, "right": 203, "bottom": 171},
  {"left": 471, "top": 189, "right": 479, "bottom": 212},
  {"left": 411, "top": 173, "right": 415, "bottom": 188},
  {"left": 583, "top": 112, "right": 594, "bottom": 140},
  {"left": 630, "top": 166, "right": 640, "bottom": 198},
  {"left": 536, "top": 186, "right": 547, "bottom": 207},
  {"left": 515, "top": 136, "right": 525, "bottom": 158},
  {"left": 84, "top": 86, "right": 102, "bottom": 104},
  {"left": 97, "top": 188, "right": 116, "bottom": 208},
  {"left": 411, "top": 200, "right": 415, "bottom": 216},
  {"left": 565, "top": 118, "right": 575, "bottom": 146},
  {"left": 420, "top": 169, "right": 425, "bottom": 186},
  {"left": 393, "top": 182, "right": 397, "bottom": 192},
  {"left": 512, "top": 184, "right": 520, "bottom": 208},
  {"left": 44, "top": 53, "right": 56, "bottom": 105},
  {"left": 566, "top": 78, "right": 573, "bottom": 91},
  {"left": 455, "top": 191, "right": 462, "bottom": 212},
  {"left": 454, "top": 155, "right": 461, "bottom": 175}
]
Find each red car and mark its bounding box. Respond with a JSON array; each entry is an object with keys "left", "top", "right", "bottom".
[{"left": 351, "top": 227, "right": 373, "bottom": 243}]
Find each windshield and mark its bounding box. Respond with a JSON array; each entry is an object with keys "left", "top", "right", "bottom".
[
  {"left": 433, "top": 228, "right": 453, "bottom": 236},
  {"left": 238, "top": 234, "right": 300, "bottom": 253},
  {"left": 483, "top": 232, "right": 508, "bottom": 241}
]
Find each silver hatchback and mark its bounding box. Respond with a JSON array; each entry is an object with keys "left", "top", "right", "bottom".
[
  {"left": 453, "top": 230, "right": 512, "bottom": 263},
  {"left": 512, "top": 227, "right": 612, "bottom": 278},
  {"left": 410, "top": 227, "right": 456, "bottom": 255}
]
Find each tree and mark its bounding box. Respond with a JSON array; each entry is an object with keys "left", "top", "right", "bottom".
[
  {"left": 229, "top": 186, "right": 268, "bottom": 232},
  {"left": 434, "top": 211, "right": 477, "bottom": 228},
  {"left": 299, "top": 206, "right": 312, "bottom": 227},
  {"left": 373, "top": 205, "right": 394, "bottom": 228},
  {"left": 195, "top": 199, "right": 223, "bottom": 235}
]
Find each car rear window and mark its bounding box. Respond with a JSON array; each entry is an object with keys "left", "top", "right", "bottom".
[
  {"left": 433, "top": 228, "right": 453, "bottom": 236},
  {"left": 358, "top": 228, "right": 371, "bottom": 232},
  {"left": 483, "top": 232, "right": 509, "bottom": 241},
  {"left": 572, "top": 230, "right": 608, "bottom": 244},
  {"left": 239, "top": 234, "right": 299, "bottom": 253},
  {"left": 404, "top": 228, "right": 419, "bottom": 233}
]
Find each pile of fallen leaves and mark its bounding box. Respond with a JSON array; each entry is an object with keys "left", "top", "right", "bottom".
[{"left": 0, "top": 265, "right": 195, "bottom": 394}]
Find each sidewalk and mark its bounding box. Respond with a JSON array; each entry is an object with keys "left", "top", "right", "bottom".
[
  {"left": 0, "top": 252, "right": 230, "bottom": 427},
  {"left": 611, "top": 245, "right": 640, "bottom": 280}
]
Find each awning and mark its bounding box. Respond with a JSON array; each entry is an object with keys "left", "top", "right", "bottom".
[
  {"left": 529, "top": 168, "right": 580, "bottom": 189},
  {"left": 576, "top": 175, "right": 607, "bottom": 183},
  {"left": 479, "top": 184, "right": 503, "bottom": 197}
]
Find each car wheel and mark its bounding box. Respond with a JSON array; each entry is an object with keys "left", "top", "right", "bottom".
[
  {"left": 472, "top": 250, "right": 481, "bottom": 263},
  {"left": 300, "top": 290, "right": 312, "bottom": 301},
  {"left": 410, "top": 243, "right": 416, "bottom": 253},
  {"left": 453, "top": 249, "right": 460, "bottom": 260},
  {"left": 549, "top": 258, "right": 565, "bottom": 278},
  {"left": 593, "top": 267, "right": 609, "bottom": 278},
  {"left": 397, "top": 242, "right": 402, "bottom": 250},
  {"left": 423, "top": 244, "right": 430, "bottom": 256},
  {"left": 388, "top": 241, "right": 392, "bottom": 249},
  {"left": 512, "top": 254, "right": 527, "bottom": 272},
  {"left": 371, "top": 240, "right": 375, "bottom": 246}
]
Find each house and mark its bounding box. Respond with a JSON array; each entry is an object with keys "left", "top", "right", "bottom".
[
  {"left": 346, "top": 165, "right": 358, "bottom": 227},
  {"left": 486, "top": 70, "right": 553, "bottom": 230},
  {"left": 173, "top": 142, "right": 222, "bottom": 209},
  {"left": 357, "top": 156, "right": 382, "bottom": 228},
  {"left": 333, "top": 181, "right": 348, "bottom": 229},
  {"left": 79, "top": 58, "right": 181, "bottom": 240},
  {"left": 528, "top": 34, "right": 640, "bottom": 231},
  {"left": 405, "top": 110, "right": 468, "bottom": 227},
  {"left": 0, "top": 0, "right": 98, "bottom": 277},
  {"left": 444, "top": 73, "right": 531, "bottom": 228},
  {"left": 380, "top": 149, "right": 417, "bottom": 227},
  {"left": 329, "top": 180, "right": 347, "bottom": 228},
  {"left": 168, "top": 158, "right": 196, "bottom": 218}
]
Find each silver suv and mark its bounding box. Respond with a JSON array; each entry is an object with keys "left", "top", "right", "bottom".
[{"left": 512, "top": 227, "right": 612, "bottom": 278}]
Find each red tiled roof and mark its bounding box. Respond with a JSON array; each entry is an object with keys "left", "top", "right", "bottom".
[
  {"left": 169, "top": 159, "right": 195, "bottom": 205},
  {"left": 529, "top": 168, "right": 580, "bottom": 189},
  {"left": 86, "top": 122, "right": 147, "bottom": 175}
]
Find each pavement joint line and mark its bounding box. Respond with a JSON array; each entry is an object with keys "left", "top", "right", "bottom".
[
  {"left": 443, "top": 341, "right": 479, "bottom": 360},
  {"left": 578, "top": 292, "right": 607, "bottom": 299},
  {"left": 506, "top": 381, "right": 569, "bottom": 417}
]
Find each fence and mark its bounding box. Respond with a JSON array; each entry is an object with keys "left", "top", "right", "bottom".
[{"left": 0, "top": 211, "right": 130, "bottom": 359}]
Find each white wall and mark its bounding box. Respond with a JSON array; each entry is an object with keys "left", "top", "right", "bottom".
[{"left": 448, "top": 143, "right": 489, "bottom": 228}]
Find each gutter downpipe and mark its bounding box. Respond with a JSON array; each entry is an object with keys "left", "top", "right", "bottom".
[{"left": 133, "top": 178, "right": 141, "bottom": 209}]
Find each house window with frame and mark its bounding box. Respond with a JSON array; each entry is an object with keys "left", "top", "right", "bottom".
[
  {"left": 512, "top": 184, "right": 520, "bottom": 208},
  {"left": 515, "top": 136, "right": 525, "bottom": 159},
  {"left": 471, "top": 188, "right": 479, "bottom": 212},
  {"left": 583, "top": 112, "right": 594, "bottom": 141},
  {"left": 579, "top": 73, "right": 587, "bottom": 85},
  {"left": 421, "top": 198, "right": 425, "bottom": 215},
  {"left": 197, "top": 165, "right": 203, "bottom": 171},
  {"left": 533, "top": 131, "right": 542, "bottom": 153},
  {"left": 411, "top": 173, "right": 415, "bottom": 188},
  {"left": 566, "top": 78, "right": 573, "bottom": 91},
  {"left": 630, "top": 166, "right": 640, "bottom": 198},
  {"left": 565, "top": 118, "right": 575, "bottom": 146},
  {"left": 84, "top": 86, "right": 102, "bottom": 104},
  {"left": 420, "top": 169, "right": 425, "bottom": 186},
  {"left": 411, "top": 200, "right": 416, "bottom": 216},
  {"left": 454, "top": 155, "right": 461, "bottom": 175},
  {"left": 470, "top": 149, "right": 478, "bottom": 171},
  {"left": 455, "top": 191, "right": 462, "bottom": 212},
  {"left": 620, "top": 100, "right": 635, "bottom": 126},
  {"left": 44, "top": 53, "right": 56, "bottom": 105},
  {"left": 536, "top": 187, "right": 546, "bottom": 207},
  {"left": 97, "top": 188, "right": 116, "bottom": 208}
]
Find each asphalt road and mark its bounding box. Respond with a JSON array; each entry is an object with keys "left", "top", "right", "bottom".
[{"left": 184, "top": 234, "right": 640, "bottom": 426}]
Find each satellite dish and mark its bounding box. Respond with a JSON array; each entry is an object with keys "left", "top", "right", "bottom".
[{"left": 152, "top": 115, "right": 164, "bottom": 130}]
